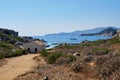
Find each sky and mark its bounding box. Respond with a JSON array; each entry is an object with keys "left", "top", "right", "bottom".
[{"left": 0, "top": 0, "right": 120, "bottom": 36}]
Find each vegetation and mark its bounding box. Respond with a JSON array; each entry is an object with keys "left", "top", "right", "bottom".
[
  {"left": 95, "top": 53, "right": 120, "bottom": 80},
  {"left": 48, "top": 52, "right": 63, "bottom": 64},
  {"left": 40, "top": 50, "right": 49, "bottom": 57},
  {"left": 0, "top": 49, "right": 27, "bottom": 60},
  {"left": 8, "top": 35, "right": 23, "bottom": 42},
  {"left": 0, "top": 28, "right": 28, "bottom": 60},
  {"left": 0, "top": 53, "right": 5, "bottom": 59},
  {"left": 90, "top": 48, "right": 110, "bottom": 55},
  {"left": 108, "top": 38, "right": 120, "bottom": 44},
  {"left": 45, "top": 38, "right": 120, "bottom": 79},
  {"left": 56, "top": 43, "right": 80, "bottom": 49},
  {"left": 40, "top": 49, "right": 76, "bottom": 64},
  {"left": 0, "top": 44, "right": 13, "bottom": 50}
]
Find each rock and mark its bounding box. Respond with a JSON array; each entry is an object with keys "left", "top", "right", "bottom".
[
  {"left": 73, "top": 52, "right": 80, "bottom": 56},
  {"left": 43, "top": 76, "right": 48, "bottom": 80}
]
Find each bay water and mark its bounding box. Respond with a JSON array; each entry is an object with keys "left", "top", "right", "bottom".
[{"left": 33, "top": 35, "right": 110, "bottom": 48}]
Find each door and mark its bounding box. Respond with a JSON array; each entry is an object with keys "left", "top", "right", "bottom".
[
  {"left": 35, "top": 48, "right": 37, "bottom": 53},
  {"left": 27, "top": 48, "right": 30, "bottom": 53}
]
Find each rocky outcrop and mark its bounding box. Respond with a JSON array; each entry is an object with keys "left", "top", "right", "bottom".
[
  {"left": 0, "top": 28, "right": 20, "bottom": 43},
  {"left": 113, "top": 30, "right": 120, "bottom": 39},
  {"left": 0, "top": 28, "right": 18, "bottom": 36}
]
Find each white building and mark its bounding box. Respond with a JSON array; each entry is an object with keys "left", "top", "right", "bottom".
[{"left": 23, "top": 40, "right": 45, "bottom": 53}]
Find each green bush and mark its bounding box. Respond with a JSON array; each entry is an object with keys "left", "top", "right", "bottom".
[
  {"left": 13, "top": 49, "right": 26, "bottom": 57},
  {"left": 4, "top": 53, "right": 14, "bottom": 58},
  {"left": 56, "top": 43, "right": 79, "bottom": 49},
  {"left": 0, "top": 44, "right": 13, "bottom": 50},
  {"left": 108, "top": 38, "right": 120, "bottom": 44},
  {"left": 15, "top": 36, "right": 23, "bottom": 41},
  {"left": 48, "top": 52, "right": 63, "bottom": 64},
  {"left": 0, "top": 53, "right": 5, "bottom": 59},
  {"left": 55, "top": 55, "right": 76, "bottom": 65},
  {"left": 91, "top": 48, "right": 110, "bottom": 55},
  {"left": 40, "top": 50, "right": 49, "bottom": 57}
]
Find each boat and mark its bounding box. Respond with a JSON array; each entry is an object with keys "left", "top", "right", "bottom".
[
  {"left": 51, "top": 43, "right": 59, "bottom": 45},
  {"left": 70, "top": 38, "right": 77, "bottom": 40}
]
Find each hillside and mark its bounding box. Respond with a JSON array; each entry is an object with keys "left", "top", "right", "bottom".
[
  {"left": 0, "top": 28, "right": 26, "bottom": 60},
  {"left": 81, "top": 27, "right": 118, "bottom": 37},
  {"left": 15, "top": 37, "right": 120, "bottom": 80}
]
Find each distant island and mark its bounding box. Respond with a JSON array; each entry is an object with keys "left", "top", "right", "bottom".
[
  {"left": 45, "top": 26, "right": 120, "bottom": 37},
  {"left": 81, "top": 27, "right": 118, "bottom": 37}
]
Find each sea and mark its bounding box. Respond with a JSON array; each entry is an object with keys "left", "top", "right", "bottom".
[{"left": 33, "top": 35, "right": 111, "bottom": 49}]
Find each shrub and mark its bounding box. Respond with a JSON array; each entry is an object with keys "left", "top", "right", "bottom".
[
  {"left": 95, "top": 54, "right": 120, "bottom": 80},
  {"left": 71, "top": 60, "right": 89, "bottom": 73},
  {"left": 91, "top": 48, "right": 110, "bottom": 55},
  {"left": 108, "top": 38, "right": 120, "bottom": 44},
  {"left": 83, "top": 55, "right": 94, "bottom": 62},
  {"left": 14, "top": 49, "right": 27, "bottom": 56},
  {"left": 110, "top": 70, "right": 120, "bottom": 80},
  {"left": 56, "top": 43, "right": 78, "bottom": 49},
  {"left": 40, "top": 50, "right": 49, "bottom": 57},
  {"left": 15, "top": 36, "right": 23, "bottom": 41},
  {"left": 48, "top": 52, "right": 63, "bottom": 64},
  {"left": 4, "top": 53, "right": 14, "bottom": 58},
  {"left": 81, "top": 43, "right": 91, "bottom": 47},
  {"left": 0, "top": 53, "right": 5, "bottom": 59},
  {"left": 55, "top": 55, "right": 76, "bottom": 65},
  {"left": 0, "top": 44, "right": 13, "bottom": 50},
  {"left": 0, "top": 48, "right": 27, "bottom": 59},
  {"left": 68, "top": 55, "right": 76, "bottom": 61},
  {"left": 56, "top": 57, "right": 71, "bottom": 65},
  {"left": 92, "top": 39, "right": 107, "bottom": 45}
]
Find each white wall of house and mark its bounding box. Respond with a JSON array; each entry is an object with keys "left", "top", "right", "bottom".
[{"left": 23, "top": 41, "right": 45, "bottom": 53}]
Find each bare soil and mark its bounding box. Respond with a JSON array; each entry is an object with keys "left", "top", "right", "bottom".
[{"left": 0, "top": 54, "right": 39, "bottom": 80}]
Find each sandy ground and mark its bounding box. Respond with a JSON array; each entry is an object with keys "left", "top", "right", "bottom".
[{"left": 0, "top": 54, "right": 39, "bottom": 80}]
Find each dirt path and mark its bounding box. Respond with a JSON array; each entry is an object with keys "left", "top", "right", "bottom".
[{"left": 0, "top": 54, "right": 39, "bottom": 80}]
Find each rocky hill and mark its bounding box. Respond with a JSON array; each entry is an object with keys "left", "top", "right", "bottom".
[
  {"left": 0, "top": 28, "right": 23, "bottom": 43},
  {"left": 81, "top": 27, "right": 118, "bottom": 37},
  {"left": 45, "top": 26, "right": 119, "bottom": 37},
  {"left": 0, "top": 28, "right": 18, "bottom": 36},
  {"left": 0, "top": 28, "right": 27, "bottom": 60}
]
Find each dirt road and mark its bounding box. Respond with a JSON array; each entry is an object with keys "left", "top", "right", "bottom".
[{"left": 0, "top": 54, "right": 39, "bottom": 80}]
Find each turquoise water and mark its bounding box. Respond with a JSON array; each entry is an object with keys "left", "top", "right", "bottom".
[{"left": 33, "top": 35, "right": 110, "bottom": 48}]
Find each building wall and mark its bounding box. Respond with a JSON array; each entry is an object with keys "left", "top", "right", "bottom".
[{"left": 23, "top": 42, "right": 45, "bottom": 53}]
